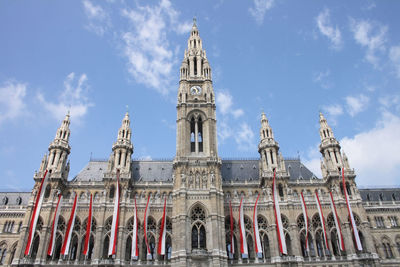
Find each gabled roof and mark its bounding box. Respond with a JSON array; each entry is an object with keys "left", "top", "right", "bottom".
[
  {"left": 0, "top": 192, "right": 30, "bottom": 206},
  {"left": 359, "top": 188, "right": 400, "bottom": 202},
  {"left": 71, "top": 157, "right": 317, "bottom": 183}
]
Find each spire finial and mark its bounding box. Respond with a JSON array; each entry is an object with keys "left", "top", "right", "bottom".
[{"left": 193, "top": 17, "right": 197, "bottom": 27}]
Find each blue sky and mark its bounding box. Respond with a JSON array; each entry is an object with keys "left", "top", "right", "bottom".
[{"left": 1, "top": 0, "right": 400, "bottom": 191}]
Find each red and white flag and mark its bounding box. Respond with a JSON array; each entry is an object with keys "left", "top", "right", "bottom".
[
  {"left": 329, "top": 191, "right": 345, "bottom": 251},
  {"left": 238, "top": 196, "right": 248, "bottom": 258},
  {"left": 342, "top": 169, "right": 362, "bottom": 251},
  {"left": 83, "top": 193, "right": 93, "bottom": 257},
  {"left": 24, "top": 169, "right": 49, "bottom": 256},
  {"left": 108, "top": 170, "right": 121, "bottom": 256},
  {"left": 157, "top": 197, "right": 167, "bottom": 256},
  {"left": 131, "top": 197, "right": 139, "bottom": 260},
  {"left": 300, "top": 192, "right": 309, "bottom": 251},
  {"left": 229, "top": 201, "right": 235, "bottom": 258},
  {"left": 47, "top": 193, "right": 63, "bottom": 256},
  {"left": 315, "top": 191, "right": 329, "bottom": 251},
  {"left": 253, "top": 193, "right": 262, "bottom": 257},
  {"left": 144, "top": 194, "right": 152, "bottom": 259},
  {"left": 61, "top": 193, "right": 78, "bottom": 256},
  {"left": 272, "top": 169, "right": 287, "bottom": 255}
]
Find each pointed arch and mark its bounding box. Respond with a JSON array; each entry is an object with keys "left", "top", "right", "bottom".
[
  {"left": 31, "top": 233, "right": 40, "bottom": 260},
  {"left": 190, "top": 204, "right": 207, "bottom": 250}
]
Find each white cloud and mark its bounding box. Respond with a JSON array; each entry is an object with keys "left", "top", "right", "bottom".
[
  {"left": 345, "top": 94, "right": 369, "bottom": 117},
  {"left": 216, "top": 91, "right": 244, "bottom": 118},
  {"left": 379, "top": 95, "right": 400, "bottom": 111},
  {"left": 304, "top": 111, "right": 400, "bottom": 186},
  {"left": 82, "top": 0, "right": 110, "bottom": 36},
  {"left": 313, "top": 69, "right": 332, "bottom": 89},
  {"left": 121, "top": 0, "right": 191, "bottom": 95},
  {"left": 389, "top": 45, "right": 400, "bottom": 78},
  {"left": 232, "top": 109, "right": 244, "bottom": 119},
  {"left": 322, "top": 104, "right": 343, "bottom": 125},
  {"left": 316, "top": 9, "right": 342, "bottom": 50},
  {"left": 341, "top": 111, "right": 400, "bottom": 186},
  {"left": 303, "top": 144, "right": 323, "bottom": 178},
  {"left": 0, "top": 81, "right": 27, "bottom": 125},
  {"left": 218, "top": 121, "right": 232, "bottom": 143},
  {"left": 37, "top": 73, "right": 93, "bottom": 121},
  {"left": 234, "top": 122, "right": 256, "bottom": 151},
  {"left": 349, "top": 18, "right": 387, "bottom": 67},
  {"left": 323, "top": 104, "right": 343, "bottom": 116},
  {"left": 249, "top": 0, "right": 274, "bottom": 25}
]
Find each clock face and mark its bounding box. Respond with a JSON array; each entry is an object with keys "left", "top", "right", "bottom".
[{"left": 190, "top": 86, "right": 202, "bottom": 95}]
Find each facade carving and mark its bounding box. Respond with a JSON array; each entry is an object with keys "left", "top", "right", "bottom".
[{"left": 1, "top": 19, "right": 400, "bottom": 267}]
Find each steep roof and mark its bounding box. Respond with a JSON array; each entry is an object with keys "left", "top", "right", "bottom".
[
  {"left": 359, "top": 188, "right": 400, "bottom": 202},
  {"left": 71, "top": 157, "right": 317, "bottom": 183},
  {"left": 0, "top": 192, "right": 30, "bottom": 206}
]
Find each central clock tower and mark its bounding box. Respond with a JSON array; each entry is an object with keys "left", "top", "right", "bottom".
[
  {"left": 176, "top": 18, "right": 217, "bottom": 159},
  {"left": 172, "top": 19, "right": 226, "bottom": 267}
]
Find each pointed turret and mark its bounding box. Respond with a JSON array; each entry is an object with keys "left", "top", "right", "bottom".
[
  {"left": 258, "top": 112, "right": 284, "bottom": 173},
  {"left": 318, "top": 112, "right": 344, "bottom": 174},
  {"left": 179, "top": 18, "right": 212, "bottom": 82},
  {"left": 260, "top": 112, "right": 275, "bottom": 140},
  {"left": 319, "top": 112, "right": 336, "bottom": 141},
  {"left": 107, "top": 112, "right": 134, "bottom": 176},
  {"left": 46, "top": 112, "right": 71, "bottom": 177}
]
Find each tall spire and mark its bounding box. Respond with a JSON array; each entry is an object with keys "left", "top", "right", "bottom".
[
  {"left": 260, "top": 112, "right": 275, "bottom": 140},
  {"left": 318, "top": 112, "right": 344, "bottom": 174},
  {"left": 319, "top": 112, "right": 335, "bottom": 141},
  {"left": 258, "top": 112, "right": 284, "bottom": 173},
  {"left": 180, "top": 18, "right": 211, "bottom": 81},
  {"left": 107, "top": 112, "right": 134, "bottom": 175},
  {"left": 45, "top": 112, "right": 71, "bottom": 177}
]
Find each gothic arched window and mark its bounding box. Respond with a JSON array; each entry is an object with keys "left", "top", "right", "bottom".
[
  {"left": 191, "top": 206, "right": 206, "bottom": 250},
  {"left": 0, "top": 243, "right": 7, "bottom": 265},
  {"left": 315, "top": 230, "right": 326, "bottom": 257},
  {"left": 102, "top": 217, "right": 113, "bottom": 259},
  {"left": 109, "top": 185, "right": 115, "bottom": 199},
  {"left": 198, "top": 117, "right": 203, "bottom": 152},
  {"left": 190, "top": 117, "right": 196, "bottom": 152},
  {"left": 31, "top": 234, "right": 40, "bottom": 260},
  {"left": 278, "top": 184, "right": 284, "bottom": 198},
  {"left": 53, "top": 234, "right": 63, "bottom": 261},
  {"left": 69, "top": 233, "right": 78, "bottom": 260},
  {"left": 80, "top": 218, "right": 96, "bottom": 260},
  {"left": 8, "top": 242, "right": 17, "bottom": 265},
  {"left": 44, "top": 185, "right": 51, "bottom": 199},
  {"left": 330, "top": 229, "right": 340, "bottom": 256}
]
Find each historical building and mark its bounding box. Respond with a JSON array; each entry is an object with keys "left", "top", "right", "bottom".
[{"left": 1, "top": 20, "right": 400, "bottom": 267}]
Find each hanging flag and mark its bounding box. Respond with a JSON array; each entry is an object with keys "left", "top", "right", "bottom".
[
  {"left": 253, "top": 193, "right": 262, "bottom": 258},
  {"left": 272, "top": 169, "right": 287, "bottom": 255},
  {"left": 24, "top": 169, "right": 49, "bottom": 256},
  {"left": 238, "top": 196, "right": 248, "bottom": 258},
  {"left": 47, "top": 193, "right": 63, "bottom": 256},
  {"left": 300, "top": 192, "right": 309, "bottom": 252},
  {"left": 329, "top": 191, "right": 345, "bottom": 251},
  {"left": 157, "top": 197, "right": 167, "bottom": 256},
  {"left": 229, "top": 201, "right": 235, "bottom": 258},
  {"left": 131, "top": 197, "right": 139, "bottom": 260},
  {"left": 342, "top": 169, "right": 362, "bottom": 251},
  {"left": 61, "top": 193, "right": 78, "bottom": 256},
  {"left": 144, "top": 194, "right": 152, "bottom": 259},
  {"left": 315, "top": 191, "right": 329, "bottom": 252},
  {"left": 83, "top": 193, "right": 93, "bottom": 257},
  {"left": 108, "top": 170, "right": 121, "bottom": 256}
]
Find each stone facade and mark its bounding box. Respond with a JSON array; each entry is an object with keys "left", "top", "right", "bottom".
[{"left": 1, "top": 20, "right": 400, "bottom": 267}]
